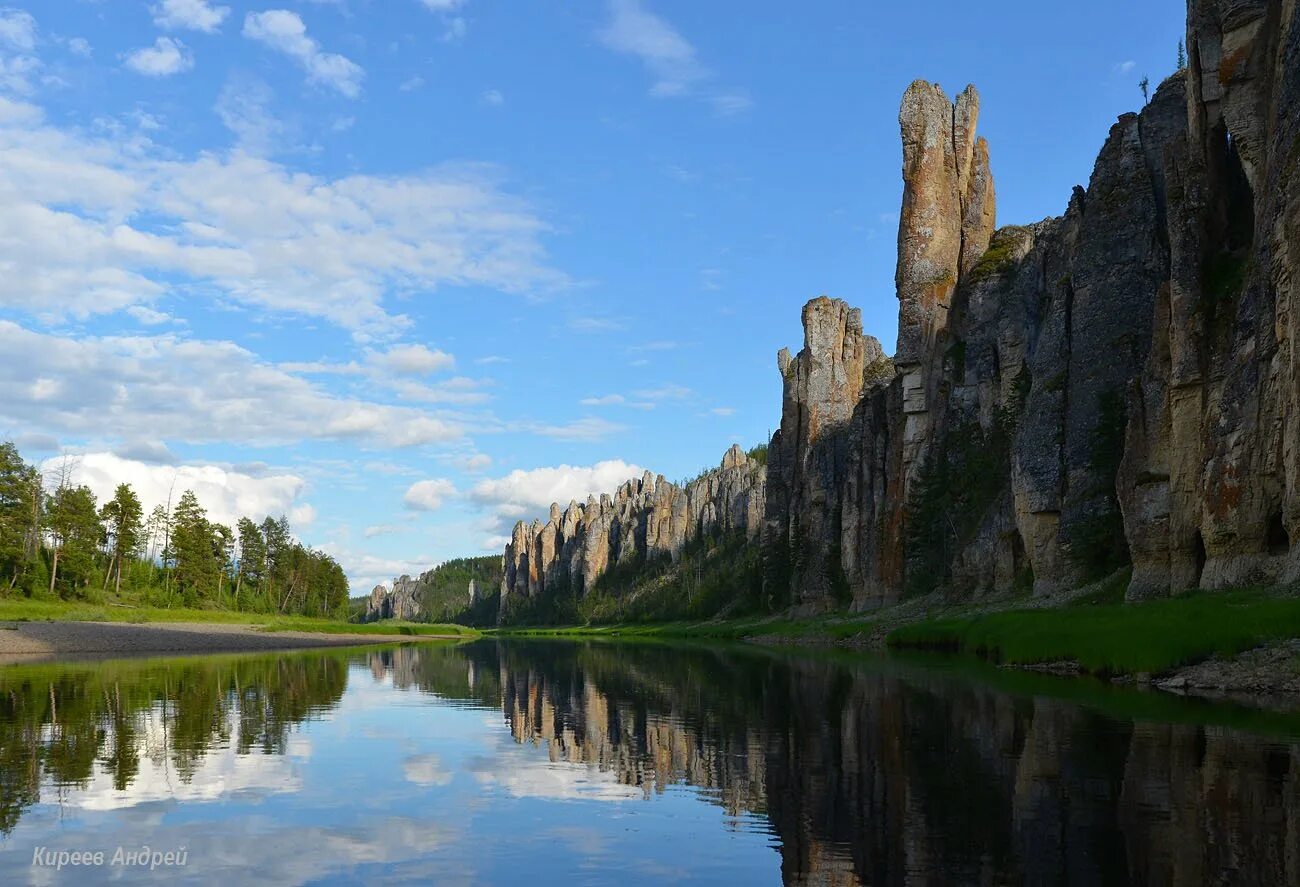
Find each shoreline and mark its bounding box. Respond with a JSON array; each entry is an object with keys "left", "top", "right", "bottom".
[{"left": 0, "top": 620, "right": 461, "bottom": 665}]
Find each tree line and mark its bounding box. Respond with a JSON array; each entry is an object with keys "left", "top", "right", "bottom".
[{"left": 0, "top": 442, "right": 348, "bottom": 617}]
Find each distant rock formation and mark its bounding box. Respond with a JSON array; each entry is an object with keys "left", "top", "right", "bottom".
[
  {"left": 499, "top": 444, "right": 765, "bottom": 619},
  {"left": 363, "top": 576, "right": 423, "bottom": 622}
]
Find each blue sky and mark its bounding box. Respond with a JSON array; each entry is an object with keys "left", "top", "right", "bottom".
[{"left": 0, "top": 0, "right": 1184, "bottom": 589}]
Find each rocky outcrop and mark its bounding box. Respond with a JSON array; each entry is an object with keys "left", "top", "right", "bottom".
[
  {"left": 1120, "top": 0, "right": 1300, "bottom": 597},
  {"left": 764, "top": 298, "right": 894, "bottom": 609},
  {"left": 765, "top": 0, "right": 1299, "bottom": 609},
  {"left": 489, "top": 0, "right": 1299, "bottom": 616},
  {"left": 363, "top": 576, "right": 423, "bottom": 622},
  {"left": 499, "top": 444, "right": 765, "bottom": 620}
]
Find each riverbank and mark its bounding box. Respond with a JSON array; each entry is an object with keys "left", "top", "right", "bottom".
[
  {"left": 490, "top": 579, "right": 1300, "bottom": 699},
  {"left": 0, "top": 620, "right": 470, "bottom": 663},
  {"left": 0, "top": 597, "right": 479, "bottom": 662}
]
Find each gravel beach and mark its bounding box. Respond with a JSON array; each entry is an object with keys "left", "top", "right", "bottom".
[{"left": 0, "top": 620, "right": 452, "bottom": 664}]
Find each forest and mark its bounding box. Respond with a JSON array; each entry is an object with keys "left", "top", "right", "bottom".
[{"left": 0, "top": 441, "right": 348, "bottom": 618}]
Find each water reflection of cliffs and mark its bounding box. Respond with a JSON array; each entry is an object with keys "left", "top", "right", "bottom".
[
  {"left": 369, "top": 642, "right": 1300, "bottom": 886},
  {"left": 0, "top": 653, "right": 346, "bottom": 833}
]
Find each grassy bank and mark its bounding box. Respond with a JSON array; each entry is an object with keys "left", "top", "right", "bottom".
[
  {"left": 887, "top": 587, "right": 1300, "bottom": 675},
  {"left": 490, "top": 613, "right": 877, "bottom": 643},
  {"left": 0, "top": 597, "right": 479, "bottom": 638}
]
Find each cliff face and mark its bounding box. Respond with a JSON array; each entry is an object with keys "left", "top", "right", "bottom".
[
  {"left": 1121, "top": 0, "right": 1300, "bottom": 597},
  {"left": 764, "top": 0, "right": 1298, "bottom": 609},
  {"left": 363, "top": 578, "right": 422, "bottom": 622},
  {"left": 499, "top": 444, "right": 764, "bottom": 621},
  {"left": 488, "top": 0, "right": 1297, "bottom": 617}
]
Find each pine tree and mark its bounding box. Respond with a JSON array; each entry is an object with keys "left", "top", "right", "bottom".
[
  {"left": 1178, "top": 39, "right": 1187, "bottom": 71},
  {"left": 171, "top": 491, "right": 218, "bottom": 606},
  {"left": 0, "top": 443, "right": 40, "bottom": 590},
  {"left": 45, "top": 484, "right": 100, "bottom": 597},
  {"left": 100, "top": 484, "right": 143, "bottom": 594},
  {"left": 235, "top": 518, "right": 266, "bottom": 609}
]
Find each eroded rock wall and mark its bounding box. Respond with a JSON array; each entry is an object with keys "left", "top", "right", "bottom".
[{"left": 498, "top": 444, "right": 765, "bottom": 620}]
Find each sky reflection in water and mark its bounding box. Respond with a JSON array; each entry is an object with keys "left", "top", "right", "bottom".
[{"left": 2, "top": 641, "right": 1299, "bottom": 885}]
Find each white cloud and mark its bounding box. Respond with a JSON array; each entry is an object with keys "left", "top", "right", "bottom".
[
  {"left": 153, "top": 0, "right": 231, "bottom": 33},
  {"left": 124, "top": 37, "right": 194, "bottom": 77},
  {"left": 399, "top": 75, "right": 424, "bottom": 92},
  {"left": 527, "top": 417, "right": 625, "bottom": 441},
  {"left": 633, "top": 384, "right": 690, "bottom": 401},
  {"left": 0, "top": 99, "right": 564, "bottom": 337},
  {"left": 243, "top": 10, "right": 364, "bottom": 98},
  {"left": 481, "top": 88, "right": 503, "bottom": 106},
  {"left": 580, "top": 394, "right": 625, "bottom": 406},
  {"left": 597, "top": 0, "right": 749, "bottom": 114},
  {"left": 66, "top": 37, "right": 92, "bottom": 58},
  {"left": 470, "top": 459, "right": 645, "bottom": 536},
  {"left": 126, "top": 305, "right": 173, "bottom": 325},
  {"left": 363, "top": 524, "right": 402, "bottom": 538},
  {"left": 43, "top": 451, "right": 309, "bottom": 531},
  {"left": 374, "top": 343, "right": 455, "bottom": 375},
  {"left": 0, "top": 9, "right": 35, "bottom": 52},
  {"left": 0, "top": 321, "right": 463, "bottom": 448},
  {"left": 709, "top": 406, "right": 735, "bottom": 417},
  {"left": 216, "top": 76, "right": 285, "bottom": 154},
  {"left": 598, "top": 0, "right": 703, "bottom": 97},
  {"left": 418, "top": 0, "right": 466, "bottom": 10},
  {"left": 1113, "top": 60, "right": 1137, "bottom": 76},
  {"left": 568, "top": 315, "right": 627, "bottom": 333},
  {"left": 456, "top": 453, "right": 491, "bottom": 472},
  {"left": 320, "top": 546, "right": 432, "bottom": 591},
  {"left": 290, "top": 503, "right": 317, "bottom": 526},
  {"left": 403, "top": 478, "right": 456, "bottom": 511}
]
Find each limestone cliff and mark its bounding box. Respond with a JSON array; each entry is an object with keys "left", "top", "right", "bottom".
[
  {"left": 489, "top": 0, "right": 1298, "bottom": 617},
  {"left": 363, "top": 577, "right": 422, "bottom": 622},
  {"left": 765, "top": 0, "right": 1298, "bottom": 608},
  {"left": 498, "top": 444, "right": 765, "bottom": 621}
]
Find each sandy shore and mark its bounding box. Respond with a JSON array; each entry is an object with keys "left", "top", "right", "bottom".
[{"left": 0, "top": 620, "right": 454, "bottom": 664}]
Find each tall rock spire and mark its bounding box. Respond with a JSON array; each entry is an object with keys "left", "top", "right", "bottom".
[{"left": 894, "top": 81, "right": 996, "bottom": 490}]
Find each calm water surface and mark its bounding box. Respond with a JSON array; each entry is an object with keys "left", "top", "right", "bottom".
[{"left": 1, "top": 639, "right": 1299, "bottom": 885}]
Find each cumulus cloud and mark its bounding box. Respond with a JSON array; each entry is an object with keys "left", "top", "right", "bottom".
[
  {"left": 374, "top": 343, "right": 455, "bottom": 375},
  {"left": 243, "top": 10, "right": 364, "bottom": 98},
  {"left": 153, "top": 0, "right": 230, "bottom": 33},
  {"left": 43, "top": 452, "right": 309, "bottom": 531},
  {"left": 319, "top": 545, "right": 433, "bottom": 591},
  {"left": 124, "top": 37, "right": 194, "bottom": 77},
  {"left": 0, "top": 98, "right": 564, "bottom": 337},
  {"left": 418, "top": 0, "right": 466, "bottom": 10},
  {"left": 470, "top": 459, "right": 644, "bottom": 539},
  {"left": 0, "top": 321, "right": 463, "bottom": 448},
  {"left": 403, "top": 478, "right": 456, "bottom": 511}
]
